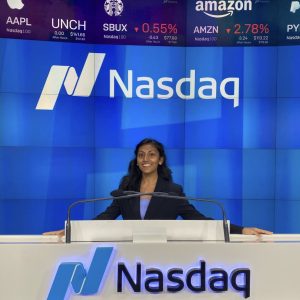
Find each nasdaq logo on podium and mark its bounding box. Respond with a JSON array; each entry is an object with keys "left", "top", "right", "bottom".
[
  {"left": 48, "top": 246, "right": 251, "bottom": 299},
  {"left": 47, "top": 247, "right": 114, "bottom": 300}
]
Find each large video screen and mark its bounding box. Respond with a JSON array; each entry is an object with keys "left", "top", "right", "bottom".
[{"left": 1, "top": 0, "right": 300, "bottom": 233}]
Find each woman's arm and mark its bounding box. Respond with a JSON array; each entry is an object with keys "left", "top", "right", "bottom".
[
  {"left": 174, "top": 186, "right": 271, "bottom": 235},
  {"left": 93, "top": 199, "right": 121, "bottom": 220}
]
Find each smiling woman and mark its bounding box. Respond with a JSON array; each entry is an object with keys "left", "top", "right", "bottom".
[
  {"left": 44, "top": 138, "right": 272, "bottom": 237},
  {"left": 136, "top": 143, "right": 164, "bottom": 202},
  {"left": 93, "top": 138, "right": 272, "bottom": 236}
]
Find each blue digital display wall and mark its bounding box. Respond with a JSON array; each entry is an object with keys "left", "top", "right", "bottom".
[
  {"left": 1, "top": 37, "right": 299, "bottom": 234},
  {"left": 1, "top": 0, "right": 300, "bottom": 234}
]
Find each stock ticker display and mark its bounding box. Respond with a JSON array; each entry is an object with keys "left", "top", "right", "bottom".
[
  {"left": 0, "top": 0, "right": 300, "bottom": 46},
  {"left": 1, "top": 0, "right": 300, "bottom": 234}
]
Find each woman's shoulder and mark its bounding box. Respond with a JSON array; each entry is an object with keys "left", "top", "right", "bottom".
[
  {"left": 119, "top": 175, "right": 131, "bottom": 190},
  {"left": 169, "top": 182, "right": 184, "bottom": 194},
  {"left": 158, "top": 177, "right": 184, "bottom": 194}
]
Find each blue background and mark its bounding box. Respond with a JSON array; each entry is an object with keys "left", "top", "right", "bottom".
[{"left": 0, "top": 37, "right": 299, "bottom": 233}]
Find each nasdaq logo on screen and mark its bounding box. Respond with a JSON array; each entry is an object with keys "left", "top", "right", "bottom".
[
  {"left": 48, "top": 247, "right": 251, "bottom": 299},
  {"left": 47, "top": 247, "right": 114, "bottom": 300},
  {"left": 36, "top": 52, "right": 240, "bottom": 110},
  {"left": 36, "top": 53, "right": 105, "bottom": 110},
  {"left": 195, "top": 0, "right": 252, "bottom": 18}
]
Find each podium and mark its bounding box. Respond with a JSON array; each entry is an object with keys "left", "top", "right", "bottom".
[
  {"left": 68, "top": 220, "right": 227, "bottom": 242},
  {"left": 0, "top": 225, "right": 300, "bottom": 299}
]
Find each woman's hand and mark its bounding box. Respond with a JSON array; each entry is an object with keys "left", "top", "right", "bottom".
[
  {"left": 43, "top": 229, "right": 65, "bottom": 237},
  {"left": 242, "top": 227, "right": 273, "bottom": 236}
]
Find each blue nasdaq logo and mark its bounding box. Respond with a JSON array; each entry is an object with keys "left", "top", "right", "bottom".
[{"left": 48, "top": 247, "right": 114, "bottom": 300}]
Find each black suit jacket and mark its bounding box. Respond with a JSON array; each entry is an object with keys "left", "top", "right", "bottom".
[{"left": 94, "top": 176, "right": 243, "bottom": 234}]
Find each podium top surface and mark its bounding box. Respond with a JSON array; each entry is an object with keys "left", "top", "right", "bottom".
[
  {"left": 1, "top": 234, "right": 300, "bottom": 244},
  {"left": 0, "top": 235, "right": 61, "bottom": 244}
]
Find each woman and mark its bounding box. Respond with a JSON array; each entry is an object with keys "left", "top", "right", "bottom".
[
  {"left": 94, "top": 138, "right": 271, "bottom": 235},
  {"left": 46, "top": 138, "right": 272, "bottom": 236}
]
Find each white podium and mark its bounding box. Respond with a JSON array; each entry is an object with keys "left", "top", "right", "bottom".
[
  {"left": 68, "top": 220, "right": 227, "bottom": 242},
  {"left": 0, "top": 228, "right": 300, "bottom": 300}
]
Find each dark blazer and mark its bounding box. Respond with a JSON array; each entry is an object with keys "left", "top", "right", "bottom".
[{"left": 94, "top": 176, "right": 243, "bottom": 234}]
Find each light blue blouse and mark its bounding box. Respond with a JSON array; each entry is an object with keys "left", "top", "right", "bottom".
[{"left": 140, "top": 198, "right": 150, "bottom": 219}]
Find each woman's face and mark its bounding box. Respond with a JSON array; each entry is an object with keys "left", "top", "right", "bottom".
[{"left": 136, "top": 143, "right": 164, "bottom": 176}]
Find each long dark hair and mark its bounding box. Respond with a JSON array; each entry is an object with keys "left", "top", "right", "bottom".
[{"left": 119, "top": 138, "right": 173, "bottom": 190}]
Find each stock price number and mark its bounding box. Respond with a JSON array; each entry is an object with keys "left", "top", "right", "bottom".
[
  {"left": 54, "top": 30, "right": 65, "bottom": 36},
  {"left": 148, "top": 35, "right": 159, "bottom": 40},
  {"left": 142, "top": 23, "right": 178, "bottom": 34},
  {"left": 234, "top": 24, "right": 270, "bottom": 35}
]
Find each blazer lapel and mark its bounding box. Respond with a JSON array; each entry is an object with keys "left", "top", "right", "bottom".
[
  {"left": 124, "top": 181, "right": 142, "bottom": 219},
  {"left": 129, "top": 196, "right": 141, "bottom": 219},
  {"left": 144, "top": 177, "right": 166, "bottom": 219}
]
